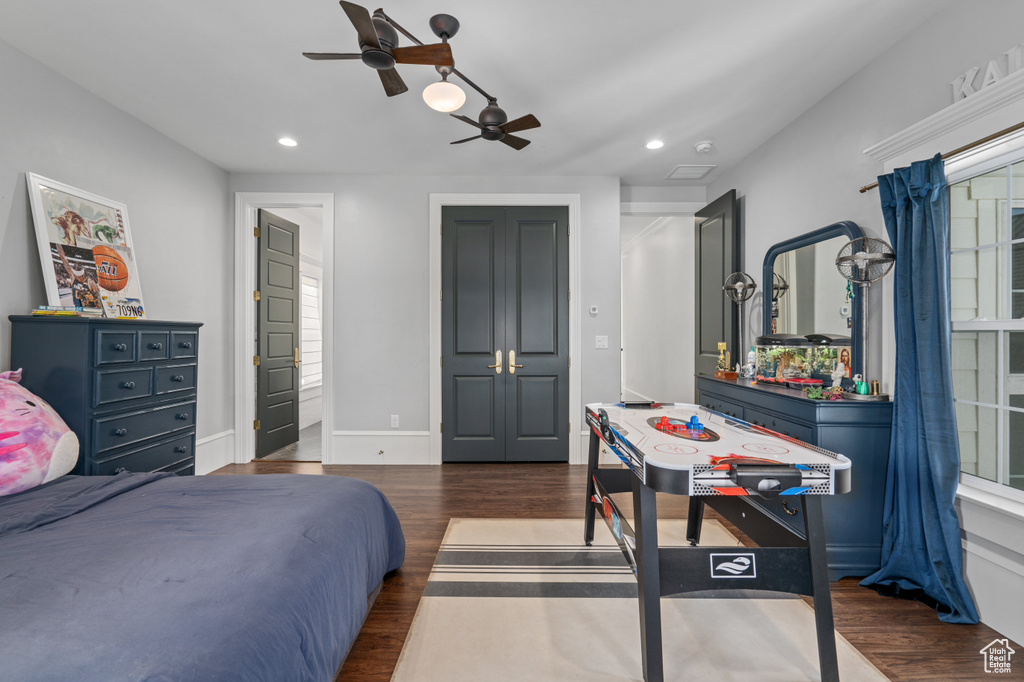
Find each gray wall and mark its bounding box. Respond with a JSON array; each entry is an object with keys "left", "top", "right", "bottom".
[
  {"left": 0, "top": 39, "right": 233, "bottom": 440},
  {"left": 707, "top": 0, "right": 1024, "bottom": 378},
  {"left": 230, "top": 174, "right": 622, "bottom": 432}
]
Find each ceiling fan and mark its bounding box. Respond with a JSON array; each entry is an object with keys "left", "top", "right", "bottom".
[
  {"left": 302, "top": 1, "right": 454, "bottom": 97},
  {"left": 450, "top": 101, "right": 541, "bottom": 150}
]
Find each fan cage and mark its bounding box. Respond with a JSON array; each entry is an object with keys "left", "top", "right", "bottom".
[
  {"left": 836, "top": 237, "right": 895, "bottom": 284},
  {"left": 723, "top": 272, "right": 757, "bottom": 303}
]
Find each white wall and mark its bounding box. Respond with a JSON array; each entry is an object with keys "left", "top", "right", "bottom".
[
  {"left": 0, "top": 39, "right": 234, "bottom": 473},
  {"left": 621, "top": 216, "right": 696, "bottom": 402},
  {"left": 706, "top": 0, "right": 1024, "bottom": 644},
  {"left": 228, "top": 174, "right": 622, "bottom": 435}
]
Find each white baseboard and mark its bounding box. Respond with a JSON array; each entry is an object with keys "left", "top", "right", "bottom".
[
  {"left": 195, "top": 430, "right": 235, "bottom": 475},
  {"left": 331, "top": 431, "right": 431, "bottom": 465}
]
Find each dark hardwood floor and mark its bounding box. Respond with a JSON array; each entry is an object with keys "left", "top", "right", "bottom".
[{"left": 210, "top": 461, "right": 1021, "bottom": 681}]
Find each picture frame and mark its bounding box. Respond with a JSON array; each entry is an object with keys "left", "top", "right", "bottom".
[{"left": 26, "top": 173, "right": 146, "bottom": 319}]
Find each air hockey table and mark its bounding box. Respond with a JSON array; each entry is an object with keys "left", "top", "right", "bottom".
[{"left": 584, "top": 402, "right": 851, "bottom": 682}]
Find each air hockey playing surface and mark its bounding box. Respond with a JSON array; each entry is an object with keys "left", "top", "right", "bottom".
[{"left": 586, "top": 402, "right": 851, "bottom": 497}]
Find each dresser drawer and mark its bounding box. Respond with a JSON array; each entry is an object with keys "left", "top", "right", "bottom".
[
  {"left": 743, "top": 407, "right": 815, "bottom": 444},
  {"left": 95, "top": 367, "right": 154, "bottom": 406},
  {"left": 93, "top": 400, "right": 197, "bottom": 454},
  {"left": 700, "top": 395, "right": 745, "bottom": 419},
  {"left": 139, "top": 332, "right": 170, "bottom": 361},
  {"left": 95, "top": 330, "right": 137, "bottom": 365},
  {"left": 93, "top": 432, "right": 194, "bottom": 475},
  {"left": 171, "top": 331, "right": 198, "bottom": 359},
  {"left": 155, "top": 363, "right": 197, "bottom": 395}
]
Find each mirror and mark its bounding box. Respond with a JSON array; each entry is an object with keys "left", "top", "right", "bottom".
[{"left": 762, "top": 221, "right": 864, "bottom": 371}]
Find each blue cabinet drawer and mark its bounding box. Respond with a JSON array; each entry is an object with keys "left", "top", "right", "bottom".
[
  {"left": 95, "top": 331, "right": 137, "bottom": 365},
  {"left": 93, "top": 400, "right": 196, "bottom": 454},
  {"left": 156, "top": 364, "right": 197, "bottom": 395},
  {"left": 700, "top": 396, "right": 745, "bottom": 419},
  {"left": 743, "top": 406, "right": 815, "bottom": 444},
  {"left": 92, "top": 432, "right": 194, "bottom": 475},
  {"left": 171, "top": 331, "right": 198, "bottom": 359},
  {"left": 139, "top": 332, "right": 170, "bottom": 360},
  {"left": 94, "top": 368, "right": 154, "bottom": 406}
]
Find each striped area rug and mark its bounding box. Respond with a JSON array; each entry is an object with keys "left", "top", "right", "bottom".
[{"left": 392, "top": 518, "right": 888, "bottom": 682}]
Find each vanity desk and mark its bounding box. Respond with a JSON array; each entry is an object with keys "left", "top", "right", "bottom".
[{"left": 696, "top": 374, "right": 891, "bottom": 580}]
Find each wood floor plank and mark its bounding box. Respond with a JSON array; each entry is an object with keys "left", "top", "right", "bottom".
[{"left": 209, "top": 461, "right": 1021, "bottom": 681}]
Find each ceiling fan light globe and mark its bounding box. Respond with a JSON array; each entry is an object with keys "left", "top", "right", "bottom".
[{"left": 423, "top": 80, "right": 466, "bottom": 112}]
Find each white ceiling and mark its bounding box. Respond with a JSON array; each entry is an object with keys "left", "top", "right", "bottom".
[{"left": 0, "top": 0, "right": 949, "bottom": 186}]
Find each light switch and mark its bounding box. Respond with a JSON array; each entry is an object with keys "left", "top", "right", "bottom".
[{"left": 596, "top": 335, "right": 609, "bottom": 349}]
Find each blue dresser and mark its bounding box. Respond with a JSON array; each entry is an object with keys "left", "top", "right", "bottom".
[
  {"left": 9, "top": 316, "right": 202, "bottom": 476},
  {"left": 696, "top": 374, "right": 892, "bottom": 580}
]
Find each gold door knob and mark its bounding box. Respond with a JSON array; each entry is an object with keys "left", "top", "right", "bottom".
[
  {"left": 294, "top": 347, "right": 300, "bottom": 368},
  {"left": 487, "top": 349, "right": 503, "bottom": 374},
  {"left": 509, "top": 349, "right": 524, "bottom": 374}
]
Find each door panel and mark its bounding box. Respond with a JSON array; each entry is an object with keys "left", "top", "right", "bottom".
[
  {"left": 256, "top": 209, "right": 301, "bottom": 458},
  {"left": 695, "top": 191, "right": 740, "bottom": 380},
  {"left": 442, "top": 206, "right": 569, "bottom": 462}
]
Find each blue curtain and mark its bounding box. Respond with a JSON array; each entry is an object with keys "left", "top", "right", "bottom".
[{"left": 860, "top": 153, "right": 978, "bottom": 623}]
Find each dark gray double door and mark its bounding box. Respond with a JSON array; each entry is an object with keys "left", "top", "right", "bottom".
[{"left": 442, "top": 206, "right": 569, "bottom": 462}]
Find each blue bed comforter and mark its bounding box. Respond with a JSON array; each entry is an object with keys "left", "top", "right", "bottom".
[{"left": 0, "top": 472, "right": 404, "bottom": 682}]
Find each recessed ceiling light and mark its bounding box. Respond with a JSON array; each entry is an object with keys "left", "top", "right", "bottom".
[
  {"left": 645, "top": 140, "right": 664, "bottom": 150},
  {"left": 278, "top": 137, "right": 298, "bottom": 147}
]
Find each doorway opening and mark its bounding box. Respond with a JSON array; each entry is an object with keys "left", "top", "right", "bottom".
[{"left": 233, "top": 193, "right": 335, "bottom": 465}]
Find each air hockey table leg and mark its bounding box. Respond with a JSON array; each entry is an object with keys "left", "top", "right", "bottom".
[
  {"left": 802, "top": 495, "right": 840, "bottom": 682},
  {"left": 686, "top": 497, "right": 706, "bottom": 546},
  {"left": 584, "top": 428, "right": 601, "bottom": 546},
  {"left": 632, "top": 476, "right": 664, "bottom": 682}
]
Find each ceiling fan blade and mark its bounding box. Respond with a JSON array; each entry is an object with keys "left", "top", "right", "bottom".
[
  {"left": 450, "top": 114, "right": 484, "bottom": 130},
  {"left": 377, "top": 68, "right": 408, "bottom": 97},
  {"left": 392, "top": 43, "right": 454, "bottom": 66},
  {"left": 302, "top": 52, "right": 362, "bottom": 60},
  {"left": 500, "top": 114, "right": 541, "bottom": 134},
  {"left": 339, "top": 0, "right": 381, "bottom": 50},
  {"left": 500, "top": 134, "right": 531, "bottom": 150},
  {"left": 451, "top": 135, "right": 483, "bottom": 145}
]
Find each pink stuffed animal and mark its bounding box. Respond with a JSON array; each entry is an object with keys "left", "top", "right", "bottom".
[{"left": 0, "top": 369, "right": 79, "bottom": 496}]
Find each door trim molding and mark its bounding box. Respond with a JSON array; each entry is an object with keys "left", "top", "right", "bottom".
[
  {"left": 233, "top": 193, "right": 335, "bottom": 465},
  {"left": 429, "top": 193, "right": 582, "bottom": 465}
]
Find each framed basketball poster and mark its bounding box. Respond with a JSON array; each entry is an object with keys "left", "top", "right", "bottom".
[{"left": 26, "top": 173, "right": 146, "bottom": 319}]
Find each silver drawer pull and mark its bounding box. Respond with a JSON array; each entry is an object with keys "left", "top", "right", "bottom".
[
  {"left": 114, "top": 428, "right": 128, "bottom": 437},
  {"left": 121, "top": 381, "right": 136, "bottom": 390},
  {"left": 172, "top": 375, "right": 185, "bottom": 382},
  {"left": 149, "top": 342, "right": 163, "bottom": 350},
  {"left": 175, "top": 413, "right": 189, "bottom": 420},
  {"left": 113, "top": 343, "right": 128, "bottom": 352},
  {"left": 174, "top": 446, "right": 188, "bottom": 453},
  {"left": 180, "top": 341, "right": 193, "bottom": 349}
]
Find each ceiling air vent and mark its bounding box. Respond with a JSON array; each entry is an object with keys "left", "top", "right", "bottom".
[{"left": 666, "top": 165, "right": 716, "bottom": 180}]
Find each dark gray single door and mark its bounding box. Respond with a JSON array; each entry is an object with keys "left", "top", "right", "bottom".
[
  {"left": 442, "top": 206, "right": 570, "bottom": 462},
  {"left": 256, "top": 209, "right": 301, "bottom": 457},
  {"left": 695, "top": 190, "right": 741, "bottom": 379}
]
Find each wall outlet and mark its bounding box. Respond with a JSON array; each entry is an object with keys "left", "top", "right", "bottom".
[
  {"left": 390, "top": 414, "right": 399, "bottom": 428},
  {"left": 595, "top": 335, "right": 609, "bottom": 349}
]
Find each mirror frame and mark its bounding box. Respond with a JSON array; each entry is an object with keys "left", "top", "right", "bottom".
[{"left": 761, "top": 220, "right": 864, "bottom": 374}]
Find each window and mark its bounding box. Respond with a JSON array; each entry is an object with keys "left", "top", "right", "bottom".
[
  {"left": 300, "top": 274, "right": 323, "bottom": 388},
  {"left": 950, "top": 159, "right": 1024, "bottom": 493}
]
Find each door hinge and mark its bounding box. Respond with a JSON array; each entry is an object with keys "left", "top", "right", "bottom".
[
  {"left": 568, "top": 224, "right": 570, "bottom": 236},
  {"left": 440, "top": 357, "right": 443, "bottom": 367},
  {"left": 253, "top": 419, "right": 261, "bottom": 430},
  {"left": 253, "top": 290, "right": 261, "bottom": 301},
  {"left": 440, "top": 421, "right": 443, "bottom": 434},
  {"left": 253, "top": 226, "right": 261, "bottom": 238},
  {"left": 568, "top": 289, "right": 571, "bottom": 301},
  {"left": 440, "top": 289, "right": 443, "bottom": 300},
  {"left": 253, "top": 355, "right": 261, "bottom": 366},
  {"left": 568, "top": 356, "right": 571, "bottom": 367},
  {"left": 569, "top": 422, "right": 572, "bottom": 434}
]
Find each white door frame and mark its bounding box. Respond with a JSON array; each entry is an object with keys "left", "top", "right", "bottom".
[
  {"left": 233, "top": 193, "right": 336, "bottom": 464},
  {"left": 429, "top": 193, "right": 583, "bottom": 465}
]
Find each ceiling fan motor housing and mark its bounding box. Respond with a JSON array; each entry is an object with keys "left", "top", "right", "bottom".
[
  {"left": 479, "top": 103, "right": 508, "bottom": 127},
  {"left": 361, "top": 13, "right": 399, "bottom": 70}
]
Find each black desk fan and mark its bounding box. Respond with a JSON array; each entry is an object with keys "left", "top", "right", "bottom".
[
  {"left": 723, "top": 271, "right": 757, "bottom": 368},
  {"left": 835, "top": 237, "right": 895, "bottom": 399}
]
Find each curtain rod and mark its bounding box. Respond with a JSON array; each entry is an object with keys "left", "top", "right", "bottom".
[{"left": 858, "top": 119, "right": 1024, "bottom": 194}]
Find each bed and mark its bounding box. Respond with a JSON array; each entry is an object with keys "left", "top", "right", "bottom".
[{"left": 0, "top": 471, "right": 405, "bottom": 681}]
